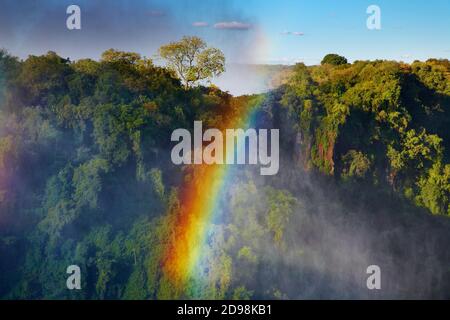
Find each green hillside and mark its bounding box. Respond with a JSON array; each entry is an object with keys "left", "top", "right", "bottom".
[{"left": 1, "top": 49, "right": 450, "bottom": 299}]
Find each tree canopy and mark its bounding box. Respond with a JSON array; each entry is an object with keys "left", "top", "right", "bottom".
[
  {"left": 158, "top": 36, "right": 225, "bottom": 89},
  {"left": 1, "top": 47, "right": 450, "bottom": 300},
  {"left": 321, "top": 53, "right": 348, "bottom": 66}
]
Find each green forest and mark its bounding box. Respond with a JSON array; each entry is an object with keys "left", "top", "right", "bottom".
[{"left": 1, "top": 45, "right": 450, "bottom": 299}]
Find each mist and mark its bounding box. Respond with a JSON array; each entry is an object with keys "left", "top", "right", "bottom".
[{"left": 201, "top": 91, "right": 450, "bottom": 299}]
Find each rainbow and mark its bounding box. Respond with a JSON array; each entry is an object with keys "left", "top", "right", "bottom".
[{"left": 161, "top": 95, "right": 264, "bottom": 295}]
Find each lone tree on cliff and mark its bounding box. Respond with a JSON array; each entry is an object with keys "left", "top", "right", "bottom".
[{"left": 158, "top": 36, "right": 225, "bottom": 89}]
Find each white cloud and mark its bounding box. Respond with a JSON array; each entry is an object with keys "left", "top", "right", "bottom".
[
  {"left": 214, "top": 21, "right": 252, "bottom": 30},
  {"left": 281, "top": 30, "right": 305, "bottom": 36},
  {"left": 192, "top": 21, "right": 209, "bottom": 27}
]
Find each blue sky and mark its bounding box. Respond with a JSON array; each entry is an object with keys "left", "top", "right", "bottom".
[
  {"left": 252, "top": 0, "right": 450, "bottom": 64},
  {"left": 1, "top": 0, "right": 450, "bottom": 66}
]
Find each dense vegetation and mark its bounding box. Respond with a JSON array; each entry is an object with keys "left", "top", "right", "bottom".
[
  {"left": 1, "top": 48, "right": 450, "bottom": 299},
  {"left": 281, "top": 59, "right": 450, "bottom": 215}
]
